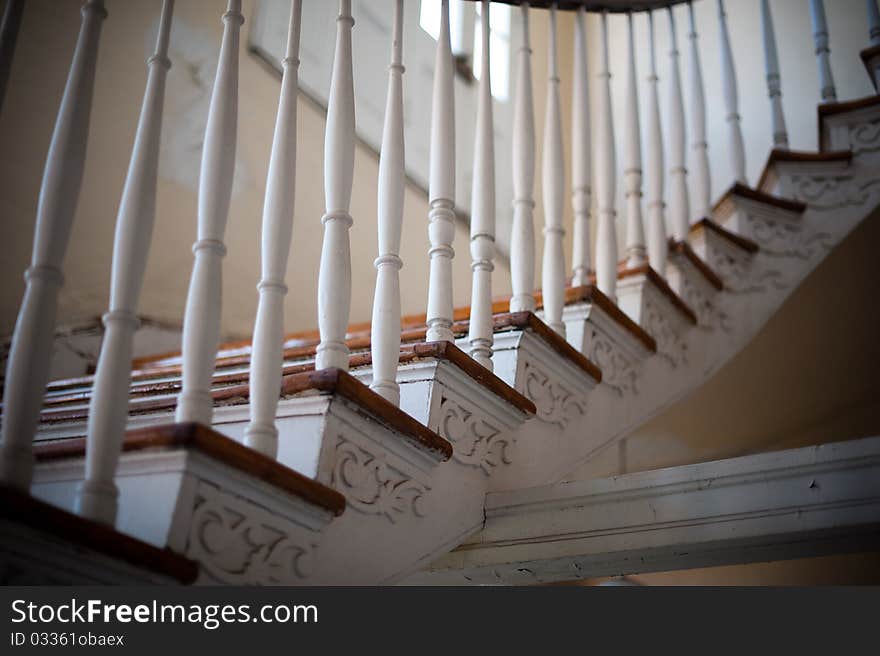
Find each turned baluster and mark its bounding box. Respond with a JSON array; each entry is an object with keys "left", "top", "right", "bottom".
[
  {"left": 0, "top": 0, "right": 107, "bottom": 490},
  {"left": 426, "top": 0, "right": 456, "bottom": 343},
  {"left": 623, "top": 12, "right": 646, "bottom": 269},
  {"left": 175, "top": 0, "right": 242, "bottom": 424},
  {"left": 370, "top": 0, "right": 405, "bottom": 405},
  {"left": 718, "top": 0, "right": 746, "bottom": 184},
  {"left": 316, "top": 0, "right": 356, "bottom": 371},
  {"left": 760, "top": 0, "right": 789, "bottom": 149},
  {"left": 645, "top": 11, "right": 668, "bottom": 274},
  {"left": 77, "top": 0, "right": 174, "bottom": 522},
  {"left": 541, "top": 3, "right": 565, "bottom": 335},
  {"left": 595, "top": 11, "right": 618, "bottom": 302},
  {"left": 509, "top": 3, "right": 535, "bottom": 314},
  {"left": 570, "top": 6, "right": 592, "bottom": 287},
  {"left": 809, "top": 0, "right": 836, "bottom": 102},
  {"left": 667, "top": 7, "right": 690, "bottom": 242},
  {"left": 468, "top": 0, "right": 496, "bottom": 370},
  {"left": 0, "top": 0, "right": 24, "bottom": 115},
  {"left": 687, "top": 1, "right": 711, "bottom": 221},
  {"left": 244, "top": 0, "right": 302, "bottom": 457}
]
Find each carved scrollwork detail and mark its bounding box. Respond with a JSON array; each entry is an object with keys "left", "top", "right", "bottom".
[
  {"left": 849, "top": 119, "right": 880, "bottom": 154},
  {"left": 437, "top": 397, "right": 511, "bottom": 475},
  {"left": 676, "top": 274, "right": 717, "bottom": 329},
  {"left": 641, "top": 297, "right": 687, "bottom": 367},
  {"left": 744, "top": 212, "right": 832, "bottom": 260},
  {"left": 186, "top": 483, "right": 317, "bottom": 584},
  {"left": 331, "top": 438, "right": 428, "bottom": 523},
  {"left": 789, "top": 175, "right": 880, "bottom": 211},
  {"left": 584, "top": 329, "right": 638, "bottom": 395},
  {"left": 521, "top": 361, "right": 586, "bottom": 429}
]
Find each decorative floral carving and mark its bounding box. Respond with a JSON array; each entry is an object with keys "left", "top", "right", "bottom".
[
  {"left": 849, "top": 119, "right": 880, "bottom": 154},
  {"left": 331, "top": 438, "right": 428, "bottom": 523},
  {"left": 790, "top": 175, "right": 880, "bottom": 211},
  {"left": 584, "top": 329, "right": 638, "bottom": 396},
  {"left": 437, "top": 397, "right": 511, "bottom": 475},
  {"left": 521, "top": 361, "right": 586, "bottom": 429},
  {"left": 641, "top": 296, "right": 687, "bottom": 368},
  {"left": 744, "top": 212, "right": 832, "bottom": 260},
  {"left": 676, "top": 273, "right": 717, "bottom": 329},
  {"left": 187, "top": 483, "right": 317, "bottom": 584}
]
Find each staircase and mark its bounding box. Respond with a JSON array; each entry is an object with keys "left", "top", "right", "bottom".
[{"left": 2, "top": 0, "right": 880, "bottom": 585}]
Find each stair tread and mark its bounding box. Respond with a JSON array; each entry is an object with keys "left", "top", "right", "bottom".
[
  {"left": 0, "top": 484, "right": 200, "bottom": 583},
  {"left": 617, "top": 264, "right": 699, "bottom": 325},
  {"left": 668, "top": 238, "right": 724, "bottom": 291},
  {"left": 689, "top": 218, "right": 759, "bottom": 254},
  {"left": 756, "top": 151, "right": 852, "bottom": 193},
  {"left": 34, "top": 422, "right": 347, "bottom": 516},
  {"left": 280, "top": 368, "right": 453, "bottom": 461}
]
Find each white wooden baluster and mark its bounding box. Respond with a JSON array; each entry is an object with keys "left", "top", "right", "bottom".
[
  {"left": 718, "top": 0, "right": 746, "bottom": 184},
  {"left": 509, "top": 3, "right": 535, "bottom": 314},
  {"left": 468, "top": 0, "right": 495, "bottom": 370},
  {"left": 869, "top": 0, "right": 880, "bottom": 46},
  {"left": 687, "top": 1, "right": 711, "bottom": 221},
  {"left": 645, "top": 11, "right": 668, "bottom": 274},
  {"left": 175, "top": 0, "right": 242, "bottom": 424},
  {"left": 244, "top": 0, "right": 302, "bottom": 457},
  {"left": 426, "top": 0, "right": 456, "bottom": 343},
  {"left": 570, "top": 6, "right": 592, "bottom": 287},
  {"left": 370, "top": 0, "right": 405, "bottom": 405},
  {"left": 0, "top": 0, "right": 106, "bottom": 490},
  {"left": 667, "top": 7, "right": 690, "bottom": 242},
  {"left": 316, "top": 0, "right": 356, "bottom": 371},
  {"left": 623, "top": 12, "right": 646, "bottom": 269},
  {"left": 809, "top": 0, "right": 837, "bottom": 102},
  {"left": 0, "top": 0, "right": 24, "bottom": 115},
  {"left": 760, "top": 0, "right": 789, "bottom": 149},
  {"left": 595, "top": 11, "right": 618, "bottom": 302},
  {"left": 542, "top": 3, "right": 565, "bottom": 335},
  {"left": 77, "top": 0, "right": 174, "bottom": 522}
]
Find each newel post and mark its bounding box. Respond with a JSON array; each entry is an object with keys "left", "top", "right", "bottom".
[
  {"left": 594, "top": 11, "right": 618, "bottom": 302},
  {"left": 78, "top": 0, "right": 175, "bottom": 523},
  {"left": 370, "top": 0, "right": 405, "bottom": 405},
  {"left": 509, "top": 3, "right": 536, "bottom": 314},
  {"left": 645, "top": 11, "right": 668, "bottom": 274},
  {"left": 244, "top": 0, "right": 302, "bottom": 457},
  {"left": 0, "top": 0, "right": 107, "bottom": 490},
  {"left": 541, "top": 3, "right": 566, "bottom": 335},
  {"left": 570, "top": 6, "right": 592, "bottom": 287},
  {"left": 467, "top": 0, "right": 496, "bottom": 370},
  {"left": 623, "top": 11, "right": 646, "bottom": 269},
  {"left": 425, "top": 0, "right": 456, "bottom": 343},
  {"left": 175, "top": 0, "right": 243, "bottom": 424},
  {"left": 316, "top": 0, "right": 356, "bottom": 371}
]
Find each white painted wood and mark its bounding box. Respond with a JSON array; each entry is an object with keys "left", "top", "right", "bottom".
[
  {"left": 645, "top": 11, "right": 668, "bottom": 274},
  {"left": 370, "top": 0, "right": 405, "bottom": 406},
  {"left": 623, "top": 12, "right": 646, "bottom": 269},
  {"left": 570, "top": 7, "right": 592, "bottom": 287},
  {"left": 809, "top": 0, "right": 837, "bottom": 102},
  {"left": 468, "top": 0, "right": 496, "bottom": 371},
  {"left": 760, "top": 0, "right": 789, "bottom": 149},
  {"left": 0, "top": 0, "right": 24, "bottom": 115},
  {"left": 425, "top": 0, "right": 456, "bottom": 344},
  {"left": 718, "top": 0, "right": 746, "bottom": 184},
  {"left": 594, "top": 11, "right": 618, "bottom": 302},
  {"left": 509, "top": 3, "right": 536, "bottom": 315},
  {"left": 244, "top": 0, "right": 302, "bottom": 458},
  {"left": 666, "top": 7, "right": 690, "bottom": 242},
  {"left": 541, "top": 3, "right": 565, "bottom": 335},
  {"left": 417, "top": 436, "right": 880, "bottom": 585},
  {"left": 0, "top": 0, "right": 107, "bottom": 491},
  {"left": 686, "top": 1, "right": 711, "bottom": 220},
  {"left": 869, "top": 0, "right": 880, "bottom": 47},
  {"left": 175, "top": 0, "right": 243, "bottom": 424},
  {"left": 315, "top": 0, "right": 356, "bottom": 371},
  {"left": 78, "top": 0, "right": 174, "bottom": 524}
]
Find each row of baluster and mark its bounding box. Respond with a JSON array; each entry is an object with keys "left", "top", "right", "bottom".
[{"left": 0, "top": 0, "right": 877, "bottom": 527}]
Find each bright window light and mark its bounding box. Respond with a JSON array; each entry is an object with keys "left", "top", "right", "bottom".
[
  {"left": 473, "top": 2, "right": 511, "bottom": 101},
  {"left": 419, "top": 0, "right": 441, "bottom": 40}
]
